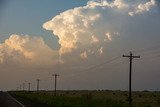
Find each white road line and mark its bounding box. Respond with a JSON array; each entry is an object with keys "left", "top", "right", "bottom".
[{"left": 7, "top": 93, "right": 25, "bottom": 107}]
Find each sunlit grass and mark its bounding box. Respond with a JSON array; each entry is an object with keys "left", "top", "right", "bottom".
[{"left": 10, "top": 90, "right": 160, "bottom": 107}]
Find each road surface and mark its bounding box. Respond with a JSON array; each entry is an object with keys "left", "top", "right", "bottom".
[{"left": 0, "top": 91, "right": 24, "bottom": 107}]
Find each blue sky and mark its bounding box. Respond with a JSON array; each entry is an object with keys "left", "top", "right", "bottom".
[{"left": 0, "top": 0, "right": 88, "bottom": 48}]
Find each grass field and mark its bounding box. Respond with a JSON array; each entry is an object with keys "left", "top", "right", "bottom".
[{"left": 10, "top": 90, "right": 160, "bottom": 107}]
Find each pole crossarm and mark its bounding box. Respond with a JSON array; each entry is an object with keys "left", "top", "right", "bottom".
[
  {"left": 123, "top": 55, "right": 140, "bottom": 58},
  {"left": 123, "top": 52, "right": 140, "bottom": 59},
  {"left": 52, "top": 74, "right": 59, "bottom": 77}
]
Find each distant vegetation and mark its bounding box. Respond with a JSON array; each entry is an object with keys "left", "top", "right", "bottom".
[{"left": 10, "top": 90, "right": 160, "bottom": 107}]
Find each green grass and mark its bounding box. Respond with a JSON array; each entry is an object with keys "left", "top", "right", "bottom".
[{"left": 9, "top": 90, "right": 160, "bottom": 107}]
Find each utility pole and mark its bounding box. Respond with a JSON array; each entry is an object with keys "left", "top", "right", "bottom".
[
  {"left": 123, "top": 51, "right": 140, "bottom": 107},
  {"left": 20, "top": 84, "right": 22, "bottom": 91},
  {"left": 37, "top": 79, "right": 40, "bottom": 94},
  {"left": 23, "top": 83, "right": 25, "bottom": 91},
  {"left": 28, "top": 82, "right": 31, "bottom": 92},
  {"left": 52, "top": 74, "right": 59, "bottom": 96}
]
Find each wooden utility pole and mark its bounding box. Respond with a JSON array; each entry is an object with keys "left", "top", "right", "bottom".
[
  {"left": 23, "top": 83, "right": 25, "bottom": 91},
  {"left": 20, "top": 84, "right": 22, "bottom": 91},
  {"left": 28, "top": 82, "right": 31, "bottom": 91},
  {"left": 123, "top": 51, "right": 140, "bottom": 107},
  {"left": 37, "top": 79, "right": 40, "bottom": 94},
  {"left": 52, "top": 74, "right": 59, "bottom": 96}
]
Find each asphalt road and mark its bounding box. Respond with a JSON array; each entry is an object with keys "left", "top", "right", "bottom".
[{"left": 0, "top": 91, "right": 24, "bottom": 107}]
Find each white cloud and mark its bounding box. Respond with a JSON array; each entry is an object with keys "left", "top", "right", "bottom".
[
  {"left": 43, "top": 0, "right": 158, "bottom": 62},
  {"left": 0, "top": 34, "right": 59, "bottom": 67},
  {"left": 43, "top": 7, "right": 101, "bottom": 55},
  {"left": 87, "top": 0, "right": 127, "bottom": 9},
  {"left": 129, "top": 0, "right": 156, "bottom": 16}
]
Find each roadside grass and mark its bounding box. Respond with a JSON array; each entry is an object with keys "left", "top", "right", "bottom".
[{"left": 9, "top": 90, "right": 160, "bottom": 107}]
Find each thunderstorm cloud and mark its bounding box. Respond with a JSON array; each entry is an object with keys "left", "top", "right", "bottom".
[
  {"left": 0, "top": 0, "right": 160, "bottom": 90},
  {"left": 0, "top": 0, "right": 159, "bottom": 67},
  {"left": 43, "top": 0, "right": 158, "bottom": 62}
]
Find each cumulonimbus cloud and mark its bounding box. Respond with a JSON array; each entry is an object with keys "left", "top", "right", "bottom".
[
  {"left": 43, "top": 0, "right": 157, "bottom": 60},
  {"left": 0, "top": 0, "right": 157, "bottom": 66},
  {"left": 0, "top": 34, "right": 59, "bottom": 67}
]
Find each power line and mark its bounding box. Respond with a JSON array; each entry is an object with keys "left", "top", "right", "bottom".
[
  {"left": 17, "top": 45, "right": 160, "bottom": 93},
  {"left": 35, "top": 44, "right": 160, "bottom": 80},
  {"left": 133, "top": 44, "right": 160, "bottom": 55},
  {"left": 61, "top": 56, "right": 121, "bottom": 77}
]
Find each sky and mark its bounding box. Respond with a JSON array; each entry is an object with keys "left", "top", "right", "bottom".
[{"left": 0, "top": 0, "right": 160, "bottom": 91}]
